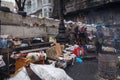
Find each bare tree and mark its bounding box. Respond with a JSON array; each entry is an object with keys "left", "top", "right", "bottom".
[
  {"left": 15, "top": 0, "right": 26, "bottom": 11},
  {"left": 0, "top": 0, "right": 1, "bottom": 7}
]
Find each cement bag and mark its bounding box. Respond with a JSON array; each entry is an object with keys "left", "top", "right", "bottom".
[
  {"left": 30, "top": 63, "right": 73, "bottom": 80},
  {"left": 8, "top": 67, "right": 30, "bottom": 80}
]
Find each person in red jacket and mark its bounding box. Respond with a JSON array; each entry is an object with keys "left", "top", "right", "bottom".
[
  {"left": 74, "top": 45, "right": 84, "bottom": 58},
  {"left": 81, "top": 26, "right": 85, "bottom": 33}
]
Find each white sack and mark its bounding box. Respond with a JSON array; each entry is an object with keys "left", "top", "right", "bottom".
[
  {"left": 8, "top": 67, "right": 30, "bottom": 80},
  {"left": 8, "top": 63, "right": 73, "bottom": 80},
  {"left": 30, "top": 63, "right": 73, "bottom": 80},
  {"left": 0, "top": 55, "right": 6, "bottom": 67}
]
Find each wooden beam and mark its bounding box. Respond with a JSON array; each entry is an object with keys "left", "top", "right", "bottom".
[{"left": 20, "top": 47, "right": 50, "bottom": 53}]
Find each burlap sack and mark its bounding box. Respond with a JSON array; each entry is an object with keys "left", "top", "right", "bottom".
[{"left": 46, "top": 43, "right": 64, "bottom": 59}]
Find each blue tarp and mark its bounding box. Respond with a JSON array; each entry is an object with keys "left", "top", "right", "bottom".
[{"left": 76, "top": 57, "right": 83, "bottom": 63}]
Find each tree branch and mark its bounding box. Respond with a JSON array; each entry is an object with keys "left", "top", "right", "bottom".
[
  {"left": 22, "top": 0, "right": 26, "bottom": 9},
  {"left": 15, "top": 0, "right": 19, "bottom": 7},
  {"left": 15, "top": 0, "right": 26, "bottom": 11}
]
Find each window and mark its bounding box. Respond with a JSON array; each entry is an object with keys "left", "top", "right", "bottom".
[
  {"left": 27, "top": 1, "right": 31, "bottom": 9},
  {"left": 43, "top": 7, "right": 52, "bottom": 17},
  {"left": 44, "top": 8, "right": 47, "bottom": 17},
  {"left": 49, "top": 8, "right": 52, "bottom": 12},
  {"left": 48, "top": 0, "right": 51, "bottom": 3},
  {"left": 44, "top": 8, "right": 47, "bottom": 12},
  {"left": 43, "top": 0, "right": 47, "bottom": 4},
  {"left": 37, "top": 0, "right": 42, "bottom": 8},
  {"left": 48, "top": 8, "right": 52, "bottom": 17},
  {"left": 43, "top": 0, "right": 51, "bottom": 4},
  {"left": 32, "top": 1, "right": 37, "bottom": 10}
]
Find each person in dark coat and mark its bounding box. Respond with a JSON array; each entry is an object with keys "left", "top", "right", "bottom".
[
  {"left": 95, "top": 38, "right": 103, "bottom": 54},
  {"left": 74, "top": 26, "right": 79, "bottom": 43}
]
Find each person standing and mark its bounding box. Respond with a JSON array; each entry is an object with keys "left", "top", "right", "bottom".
[
  {"left": 74, "top": 25, "right": 79, "bottom": 43},
  {"left": 95, "top": 38, "right": 103, "bottom": 54},
  {"left": 113, "top": 32, "right": 119, "bottom": 49}
]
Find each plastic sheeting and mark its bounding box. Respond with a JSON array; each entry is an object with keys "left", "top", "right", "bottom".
[
  {"left": 8, "top": 63, "right": 73, "bottom": 80},
  {"left": 30, "top": 63, "right": 73, "bottom": 80}
]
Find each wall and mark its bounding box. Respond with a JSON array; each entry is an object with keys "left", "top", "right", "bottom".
[
  {"left": 65, "top": 0, "right": 120, "bottom": 14},
  {"left": 0, "top": 11, "right": 59, "bottom": 38},
  {"left": 85, "top": 3, "right": 120, "bottom": 25},
  {"left": 64, "top": 1, "right": 120, "bottom": 26},
  {"left": 1, "top": 25, "right": 47, "bottom": 38}
]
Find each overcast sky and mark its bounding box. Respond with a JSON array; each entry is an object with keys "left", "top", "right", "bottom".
[
  {"left": 2, "top": 0, "right": 15, "bottom": 2},
  {"left": 2, "top": 0, "right": 15, "bottom": 5}
]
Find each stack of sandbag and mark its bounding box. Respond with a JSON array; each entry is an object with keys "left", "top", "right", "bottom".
[{"left": 46, "top": 43, "right": 64, "bottom": 59}]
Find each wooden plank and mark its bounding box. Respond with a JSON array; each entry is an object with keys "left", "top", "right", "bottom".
[
  {"left": 20, "top": 47, "right": 50, "bottom": 53},
  {"left": 30, "top": 42, "right": 52, "bottom": 46}
]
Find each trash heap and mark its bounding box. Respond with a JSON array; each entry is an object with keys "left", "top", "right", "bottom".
[
  {"left": 0, "top": 22, "right": 97, "bottom": 80},
  {"left": 0, "top": 21, "right": 120, "bottom": 80},
  {"left": 0, "top": 36, "right": 76, "bottom": 80}
]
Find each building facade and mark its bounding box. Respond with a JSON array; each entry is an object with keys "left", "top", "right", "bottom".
[
  {"left": 64, "top": 0, "right": 120, "bottom": 25},
  {"left": 53, "top": 0, "right": 120, "bottom": 26},
  {"left": 1, "top": 0, "right": 15, "bottom": 12},
  {"left": 25, "top": 0, "right": 53, "bottom": 18}
]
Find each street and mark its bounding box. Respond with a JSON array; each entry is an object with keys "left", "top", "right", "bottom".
[{"left": 65, "top": 57, "right": 98, "bottom": 80}]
